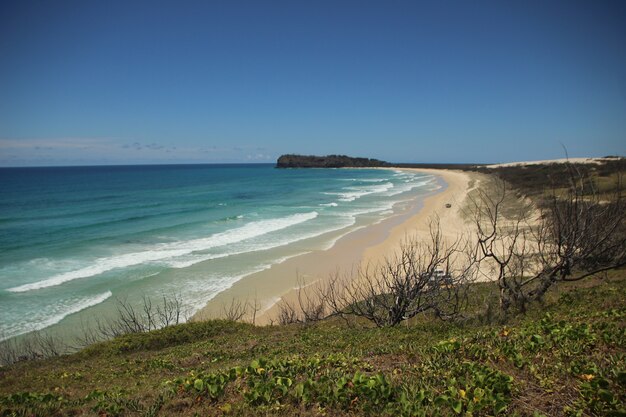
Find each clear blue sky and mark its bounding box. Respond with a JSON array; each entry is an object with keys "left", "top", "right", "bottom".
[{"left": 1, "top": 0, "right": 625, "bottom": 166}]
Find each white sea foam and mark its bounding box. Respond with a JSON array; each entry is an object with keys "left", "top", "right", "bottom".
[
  {"left": 317, "top": 225, "right": 367, "bottom": 250},
  {"left": 253, "top": 216, "right": 358, "bottom": 254},
  {"left": 344, "top": 182, "right": 394, "bottom": 193},
  {"left": 7, "top": 250, "right": 191, "bottom": 293},
  {"left": 319, "top": 202, "right": 339, "bottom": 207},
  {"left": 385, "top": 179, "right": 430, "bottom": 196},
  {"left": 164, "top": 215, "right": 356, "bottom": 270},
  {"left": 0, "top": 291, "right": 112, "bottom": 341},
  {"left": 162, "top": 252, "right": 235, "bottom": 269},
  {"left": 345, "top": 201, "right": 396, "bottom": 217},
  {"left": 339, "top": 178, "right": 387, "bottom": 183},
  {"left": 179, "top": 265, "right": 278, "bottom": 313},
  {"left": 7, "top": 212, "right": 319, "bottom": 293},
  {"left": 171, "top": 211, "right": 318, "bottom": 252},
  {"left": 325, "top": 182, "right": 394, "bottom": 202}
]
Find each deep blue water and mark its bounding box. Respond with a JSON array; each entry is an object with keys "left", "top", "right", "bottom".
[{"left": 0, "top": 164, "right": 437, "bottom": 340}]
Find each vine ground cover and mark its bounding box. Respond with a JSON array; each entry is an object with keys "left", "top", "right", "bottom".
[{"left": 0, "top": 272, "right": 624, "bottom": 416}]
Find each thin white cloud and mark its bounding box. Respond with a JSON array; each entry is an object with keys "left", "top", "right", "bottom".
[
  {"left": 246, "top": 153, "right": 271, "bottom": 160},
  {"left": 0, "top": 138, "right": 276, "bottom": 166},
  {"left": 0, "top": 138, "right": 116, "bottom": 150}
]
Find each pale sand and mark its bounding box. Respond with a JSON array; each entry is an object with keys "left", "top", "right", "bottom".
[
  {"left": 486, "top": 157, "right": 618, "bottom": 168},
  {"left": 192, "top": 168, "right": 483, "bottom": 325}
]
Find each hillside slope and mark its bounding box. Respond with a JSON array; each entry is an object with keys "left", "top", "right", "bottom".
[{"left": 1, "top": 273, "right": 624, "bottom": 416}]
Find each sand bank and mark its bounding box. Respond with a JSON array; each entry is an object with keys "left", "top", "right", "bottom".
[{"left": 192, "top": 168, "right": 482, "bottom": 325}]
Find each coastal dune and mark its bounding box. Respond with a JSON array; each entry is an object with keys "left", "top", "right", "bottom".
[{"left": 193, "top": 168, "right": 484, "bottom": 324}]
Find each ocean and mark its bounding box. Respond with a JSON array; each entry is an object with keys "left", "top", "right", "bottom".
[{"left": 0, "top": 164, "right": 439, "bottom": 341}]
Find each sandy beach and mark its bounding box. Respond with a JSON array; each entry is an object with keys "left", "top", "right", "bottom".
[
  {"left": 193, "top": 167, "right": 482, "bottom": 325},
  {"left": 361, "top": 168, "right": 478, "bottom": 267}
]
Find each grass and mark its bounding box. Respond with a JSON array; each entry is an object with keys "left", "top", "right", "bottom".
[{"left": 1, "top": 271, "right": 624, "bottom": 416}]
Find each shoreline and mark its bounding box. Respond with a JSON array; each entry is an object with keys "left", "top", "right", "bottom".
[
  {"left": 192, "top": 168, "right": 480, "bottom": 325},
  {"left": 362, "top": 168, "right": 478, "bottom": 266}
]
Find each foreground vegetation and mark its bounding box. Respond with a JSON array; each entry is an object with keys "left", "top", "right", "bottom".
[{"left": 1, "top": 271, "right": 624, "bottom": 416}]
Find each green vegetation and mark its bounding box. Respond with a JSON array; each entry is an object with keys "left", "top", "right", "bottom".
[
  {"left": 276, "top": 154, "right": 388, "bottom": 168},
  {"left": 1, "top": 272, "right": 624, "bottom": 416},
  {"left": 473, "top": 158, "right": 625, "bottom": 202}
]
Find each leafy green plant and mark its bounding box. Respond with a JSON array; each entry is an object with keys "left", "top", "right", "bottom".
[
  {"left": 0, "top": 392, "right": 71, "bottom": 417},
  {"left": 85, "top": 389, "right": 142, "bottom": 416}
]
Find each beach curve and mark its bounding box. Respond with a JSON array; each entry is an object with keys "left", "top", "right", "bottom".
[{"left": 192, "top": 168, "right": 483, "bottom": 325}]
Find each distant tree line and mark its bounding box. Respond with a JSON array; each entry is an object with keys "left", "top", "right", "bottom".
[{"left": 276, "top": 154, "right": 389, "bottom": 168}]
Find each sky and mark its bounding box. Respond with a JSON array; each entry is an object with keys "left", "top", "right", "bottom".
[{"left": 0, "top": 0, "right": 625, "bottom": 166}]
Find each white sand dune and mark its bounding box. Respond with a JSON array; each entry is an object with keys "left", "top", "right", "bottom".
[{"left": 486, "top": 157, "right": 619, "bottom": 168}]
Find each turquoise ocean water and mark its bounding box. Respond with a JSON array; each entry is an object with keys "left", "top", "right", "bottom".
[{"left": 0, "top": 164, "right": 438, "bottom": 341}]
